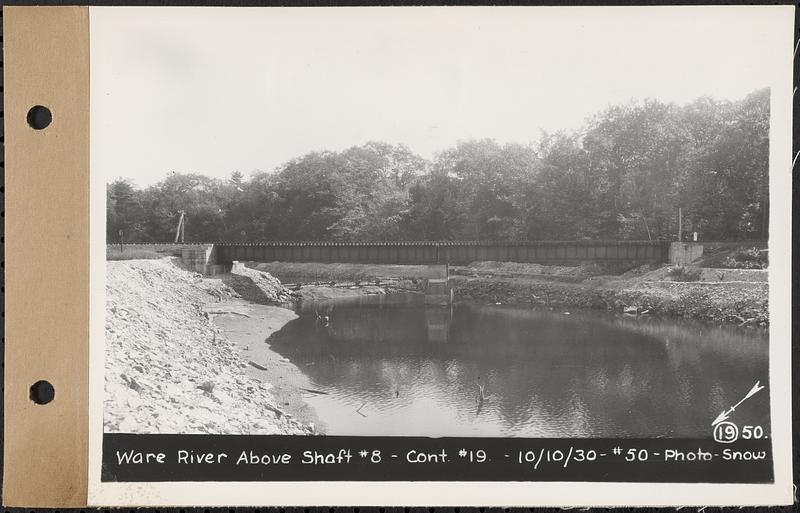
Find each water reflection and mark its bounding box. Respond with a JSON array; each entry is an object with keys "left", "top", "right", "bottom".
[{"left": 267, "top": 294, "right": 769, "bottom": 438}]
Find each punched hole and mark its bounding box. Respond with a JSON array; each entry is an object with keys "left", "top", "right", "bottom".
[
  {"left": 26, "top": 105, "right": 52, "bottom": 130},
  {"left": 29, "top": 380, "right": 55, "bottom": 404}
]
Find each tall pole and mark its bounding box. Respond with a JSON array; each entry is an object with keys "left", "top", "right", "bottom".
[
  {"left": 678, "top": 207, "right": 683, "bottom": 242},
  {"left": 174, "top": 210, "right": 185, "bottom": 244}
]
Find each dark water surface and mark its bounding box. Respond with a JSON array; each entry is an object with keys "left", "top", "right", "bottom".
[{"left": 267, "top": 293, "right": 769, "bottom": 438}]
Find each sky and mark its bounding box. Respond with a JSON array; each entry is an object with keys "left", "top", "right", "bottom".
[{"left": 91, "top": 6, "right": 790, "bottom": 186}]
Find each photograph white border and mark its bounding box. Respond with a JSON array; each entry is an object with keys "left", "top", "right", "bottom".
[{"left": 88, "top": 5, "right": 795, "bottom": 506}]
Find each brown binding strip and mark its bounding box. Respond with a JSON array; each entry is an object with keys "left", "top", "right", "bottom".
[{"left": 3, "top": 6, "right": 89, "bottom": 507}]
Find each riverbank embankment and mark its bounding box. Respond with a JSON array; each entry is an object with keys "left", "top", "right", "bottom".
[
  {"left": 104, "top": 258, "right": 315, "bottom": 434},
  {"left": 249, "top": 260, "right": 768, "bottom": 326},
  {"left": 452, "top": 262, "right": 768, "bottom": 326}
]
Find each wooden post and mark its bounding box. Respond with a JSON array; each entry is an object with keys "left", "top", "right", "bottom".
[
  {"left": 173, "top": 212, "right": 181, "bottom": 243},
  {"left": 174, "top": 210, "right": 186, "bottom": 244}
]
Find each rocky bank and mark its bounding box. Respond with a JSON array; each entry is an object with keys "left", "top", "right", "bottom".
[
  {"left": 452, "top": 262, "right": 769, "bottom": 326},
  {"left": 104, "top": 258, "right": 312, "bottom": 434}
]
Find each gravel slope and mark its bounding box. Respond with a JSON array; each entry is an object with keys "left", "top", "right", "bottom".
[{"left": 104, "top": 258, "right": 311, "bottom": 434}]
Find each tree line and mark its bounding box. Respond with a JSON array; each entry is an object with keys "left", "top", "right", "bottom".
[{"left": 108, "top": 88, "right": 769, "bottom": 243}]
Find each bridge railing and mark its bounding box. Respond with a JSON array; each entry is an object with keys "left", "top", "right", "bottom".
[{"left": 211, "top": 240, "right": 669, "bottom": 266}]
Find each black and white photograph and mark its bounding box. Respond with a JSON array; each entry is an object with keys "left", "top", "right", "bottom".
[{"left": 88, "top": 5, "right": 793, "bottom": 507}]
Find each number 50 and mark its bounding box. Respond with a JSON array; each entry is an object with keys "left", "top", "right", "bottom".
[{"left": 741, "top": 425, "right": 765, "bottom": 439}]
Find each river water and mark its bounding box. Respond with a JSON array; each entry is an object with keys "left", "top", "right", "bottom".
[{"left": 266, "top": 293, "right": 769, "bottom": 438}]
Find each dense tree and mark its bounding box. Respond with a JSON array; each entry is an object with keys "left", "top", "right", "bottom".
[
  {"left": 107, "top": 179, "right": 145, "bottom": 243},
  {"left": 680, "top": 89, "right": 770, "bottom": 239},
  {"left": 107, "top": 89, "right": 770, "bottom": 243}
]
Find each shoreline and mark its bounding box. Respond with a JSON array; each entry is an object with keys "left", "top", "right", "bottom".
[
  {"left": 104, "top": 259, "right": 313, "bottom": 435},
  {"left": 104, "top": 258, "right": 766, "bottom": 435},
  {"left": 452, "top": 275, "right": 769, "bottom": 327},
  {"left": 252, "top": 260, "right": 769, "bottom": 327},
  {"left": 204, "top": 283, "right": 405, "bottom": 435},
  {"left": 206, "top": 298, "right": 325, "bottom": 433},
  {"left": 205, "top": 263, "right": 768, "bottom": 438}
]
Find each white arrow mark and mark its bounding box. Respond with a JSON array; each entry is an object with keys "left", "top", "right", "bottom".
[{"left": 712, "top": 381, "right": 765, "bottom": 426}]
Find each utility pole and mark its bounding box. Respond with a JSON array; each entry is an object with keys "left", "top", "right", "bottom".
[
  {"left": 174, "top": 210, "right": 186, "bottom": 244},
  {"left": 678, "top": 207, "right": 683, "bottom": 242}
]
